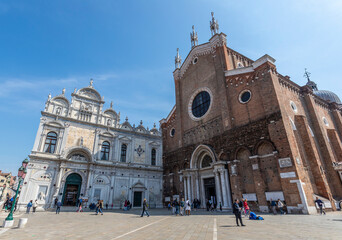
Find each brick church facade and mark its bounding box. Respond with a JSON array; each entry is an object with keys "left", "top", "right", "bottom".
[{"left": 160, "top": 13, "right": 342, "bottom": 214}]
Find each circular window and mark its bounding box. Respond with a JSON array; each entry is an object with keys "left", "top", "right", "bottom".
[
  {"left": 290, "top": 101, "right": 298, "bottom": 113},
  {"left": 191, "top": 91, "right": 211, "bottom": 118},
  {"left": 193, "top": 57, "right": 198, "bottom": 64},
  {"left": 170, "top": 128, "right": 175, "bottom": 137},
  {"left": 322, "top": 117, "right": 329, "bottom": 126},
  {"left": 239, "top": 90, "right": 251, "bottom": 103}
]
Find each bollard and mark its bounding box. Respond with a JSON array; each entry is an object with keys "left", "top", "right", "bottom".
[{"left": 18, "top": 218, "right": 28, "bottom": 228}]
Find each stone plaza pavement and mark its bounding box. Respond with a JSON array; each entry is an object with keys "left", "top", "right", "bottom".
[{"left": 0, "top": 209, "right": 341, "bottom": 240}]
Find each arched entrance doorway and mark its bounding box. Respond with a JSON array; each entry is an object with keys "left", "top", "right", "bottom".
[
  {"left": 62, "top": 173, "right": 82, "bottom": 206},
  {"left": 182, "top": 145, "right": 232, "bottom": 210}
]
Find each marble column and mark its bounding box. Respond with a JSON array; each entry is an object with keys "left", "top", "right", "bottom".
[
  {"left": 183, "top": 176, "right": 187, "bottom": 201},
  {"left": 196, "top": 175, "right": 200, "bottom": 200},
  {"left": 50, "top": 164, "right": 64, "bottom": 208},
  {"left": 187, "top": 175, "right": 191, "bottom": 201},
  {"left": 224, "top": 169, "right": 232, "bottom": 208},
  {"left": 219, "top": 169, "right": 228, "bottom": 208},
  {"left": 214, "top": 170, "right": 222, "bottom": 208}
]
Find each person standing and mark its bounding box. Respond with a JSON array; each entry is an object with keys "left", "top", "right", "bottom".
[
  {"left": 185, "top": 199, "right": 191, "bottom": 216},
  {"left": 106, "top": 203, "right": 108, "bottom": 210},
  {"left": 140, "top": 198, "right": 150, "bottom": 217},
  {"left": 26, "top": 200, "right": 33, "bottom": 214},
  {"left": 219, "top": 202, "right": 222, "bottom": 212},
  {"left": 315, "top": 197, "right": 326, "bottom": 215},
  {"left": 54, "top": 197, "right": 58, "bottom": 208},
  {"left": 32, "top": 199, "right": 38, "bottom": 213},
  {"left": 56, "top": 200, "right": 62, "bottom": 214},
  {"left": 233, "top": 199, "right": 245, "bottom": 227},
  {"left": 174, "top": 199, "right": 179, "bottom": 216},
  {"left": 277, "top": 199, "right": 285, "bottom": 215}
]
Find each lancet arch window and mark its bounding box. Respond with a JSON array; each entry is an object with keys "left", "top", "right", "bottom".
[
  {"left": 101, "top": 141, "right": 110, "bottom": 160},
  {"left": 120, "top": 144, "right": 127, "bottom": 162},
  {"left": 151, "top": 148, "right": 156, "bottom": 166},
  {"left": 201, "top": 155, "right": 213, "bottom": 168},
  {"left": 43, "top": 132, "right": 57, "bottom": 153}
]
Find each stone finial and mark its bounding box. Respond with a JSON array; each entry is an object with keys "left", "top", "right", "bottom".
[
  {"left": 175, "top": 48, "right": 182, "bottom": 69},
  {"left": 110, "top": 101, "right": 113, "bottom": 108},
  {"left": 125, "top": 116, "right": 128, "bottom": 122},
  {"left": 153, "top": 123, "right": 156, "bottom": 128},
  {"left": 62, "top": 88, "right": 66, "bottom": 95},
  {"left": 48, "top": 93, "right": 51, "bottom": 101},
  {"left": 140, "top": 120, "right": 143, "bottom": 125},
  {"left": 304, "top": 68, "right": 318, "bottom": 91},
  {"left": 210, "top": 12, "right": 219, "bottom": 36},
  {"left": 89, "top": 78, "right": 94, "bottom": 87},
  {"left": 73, "top": 88, "right": 77, "bottom": 94},
  {"left": 190, "top": 25, "right": 198, "bottom": 48}
]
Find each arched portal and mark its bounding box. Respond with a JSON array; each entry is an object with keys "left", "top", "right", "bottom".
[
  {"left": 182, "top": 144, "right": 232, "bottom": 210},
  {"left": 62, "top": 173, "right": 82, "bottom": 206}
]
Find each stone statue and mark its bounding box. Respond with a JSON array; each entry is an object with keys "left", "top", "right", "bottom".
[
  {"left": 89, "top": 78, "right": 93, "bottom": 87},
  {"left": 62, "top": 88, "right": 66, "bottom": 95},
  {"left": 48, "top": 93, "right": 51, "bottom": 101},
  {"left": 38, "top": 191, "right": 46, "bottom": 201},
  {"left": 73, "top": 88, "right": 77, "bottom": 93},
  {"left": 80, "top": 137, "right": 84, "bottom": 146},
  {"left": 110, "top": 101, "right": 113, "bottom": 108}
]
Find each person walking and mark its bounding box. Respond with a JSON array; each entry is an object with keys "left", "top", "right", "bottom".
[
  {"left": 277, "top": 199, "right": 285, "bottom": 215},
  {"left": 219, "top": 202, "right": 222, "bottom": 212},
  {"left": 180, "top": 198, "right": 185, "bottom": 216},
  {"left": 56, "top": 200, "right": 62, "bottom": 214},
  {"left": 32, "top": 199, "right": 38, "bottom": 213},
  {"left": 174, "top": 199, "right": 180, "bottom": 216},
  {"left": 26, "top": 200, "right": 33, "bottom": 214},
  {"left": 96, "top": 200, "right": 104, "bottom": 215},
  {"left": 270, "top": 199, "right": 277, "bottom": 215},
  {"left": 315, "top": 197, "right": 326, "bottom": 215},
  {"left": 54, "top": 197, "right": 58, "bottom": 208},
  {"left": 185, "top": 199, "right": 191, "bottom": 216},
  {"left": 233, "top": 199, "right": 245, "bottom": 227},
  {"left": 243, "top": 199, "right": 250, "bottom": 217},
  {"left": 140, "top": 198, "right": 150, "bottom": 217}
]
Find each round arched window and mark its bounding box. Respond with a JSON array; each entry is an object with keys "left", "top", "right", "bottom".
[
  {"left": 239, "top": 90, "right": 251, "bottom": 103},
  {"left": 191, "top": 91, "right": 211, "bottom": 118},
  {"left": 201, "top": 155, "right": 212, "bottom": 168}
]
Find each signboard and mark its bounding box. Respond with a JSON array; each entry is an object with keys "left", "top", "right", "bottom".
[
  {"left": 265, "top": 191, "right": 285, "bottom": 201},
  {"left": 242, "top": 193, "right": 257, "bottom": 201},
  {"left": 280, "top": 172, "right": 296, "bottom": 178}
]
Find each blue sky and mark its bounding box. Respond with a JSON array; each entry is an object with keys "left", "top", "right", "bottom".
[{"left": 0, "top": 0, "right": 341, "bottom": 174}]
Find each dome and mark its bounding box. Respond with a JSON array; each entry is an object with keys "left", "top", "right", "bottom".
[{"left": 314, "top": 90, "right": 341, "bottom": 104}]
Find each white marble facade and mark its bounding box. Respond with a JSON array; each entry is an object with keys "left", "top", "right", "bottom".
[{"left": 18, "top": 81, "right": 163, "bottom": 211}]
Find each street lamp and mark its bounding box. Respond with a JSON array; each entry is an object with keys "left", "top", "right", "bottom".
[{"left": 5, "top": 158, "right": 29, "bottom": 223}]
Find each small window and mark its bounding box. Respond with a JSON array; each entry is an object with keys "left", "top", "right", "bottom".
[
  {"left": 193, "top": 57, "right": 198, "bottom": 64},
  {"left": 101, "top": 141, "right": 110, "bottom": 160},
  {"left": 290, "top": 101, "right": 298, "bottom": 113},
  {"left": 120, "top": 144, "right": 127, "bottom": 162},
  {"left": 322, "top": 117, "right": 329, "bottom": 126},
  {"left": 151, "top": 149, "right": 156, "bottom": 166},
  {"left": 170, "top": 128, "right": 175, "bottom": 137},
  {"left": 43, "top": 132, "right": 57, "bottom": 153},
  {"left": 237, "top": 62, "right": 243, "bottom": 68},
  {"left": 239, "top": 90, "right": 251, "bottom": 103}
]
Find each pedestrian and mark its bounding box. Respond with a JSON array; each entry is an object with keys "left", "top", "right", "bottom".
[
  {"left": 315, "top": 197, "right": 326, "bottom": 215},
  {"left": 96, "top": 200, "right": 104, "bottom": 215},
  {"left": 106, "top": 203, "right": 108, "bottom": 210},
  {"left": 26, "top": 200, "right": 33, "bottom": 214},
  {"left": 168, "top": 202, "right": 171, "bottom": 211},
  {"left": 206, "top": 200, "right": 210, "bottom": 211},
  {"left": 171, "top": 200, "right": 175, "bottom": 215},
  {"left": 277, "top": 199, "right": 285, "bottom": 215},
  {"left": 174, "top": 198, "right": 179, "bottom": 216},
  {"left": 180, "top": 198, "right": 185, "bottom": 216},
  {"left": 76, "top": 200, "right": 83, "bottom": 212},
  {"left": 243, "top": 199, "right": 250, "bottom": 217},
  {"left": 219, "top": 202, "right": 222, "bottom": 212},
  {"left": 239, "top": 198, "right": 244, "bottom": 214},
  {"left": 270, "top": 199, "right": 277, "bottom": 215},
  {"left": 233, "top": 199, "right": 245, "bottom": 227},
  {"left": 32, "top": 199, "right": 38, "bottom": 213},
  {"left": 14, "top": 197, "right": 19, "bottom": 212},
  {"left": 140, "top": 198, "right": 150, "bottom": 217},
  {"left": 185, "top": 199, "right": 191, "bottom": 216},
  {"left": 54, "top": 197, "right": 58, "bottom": 208},
  {"left": 127, "top": 200, "right": 131, "bottom": 210},
  {"left": 56, "top": 200, "right": 62, "bottom": 214}
]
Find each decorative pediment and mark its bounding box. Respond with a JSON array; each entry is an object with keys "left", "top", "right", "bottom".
[
  {"left": 148, "top": 141, "right": 161, "bottom": 147},
  {"left": 44, "top": 121, "right": 64, "bottom": 128},
  {"left": 120, "top": 121, "right": 133, "bottom": 131},
  {"left": 132, "top": 181, "right": 145, "bottom": 189},
  {"left": 118, "top": 135, "right": 132, "bottom": 142},
  {"left": 51, "top": 96, "right": 70, "bottom": 108},
  {"left": 76, "top": 87, "right": 102, "bottom": 102}
]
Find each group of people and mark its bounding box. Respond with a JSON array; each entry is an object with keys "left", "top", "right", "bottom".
[
  {"left": 167, "top": 198, "right": 192, "bottom": 216},
  {"left": 26, "top": 199, "right": 39, "bottom": 213},
  {"left": 2, "top": 194, "right": 18, "bottom": 212},
  {"left": 124, "top": 200, "right": 132, "bottom": 211}
]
